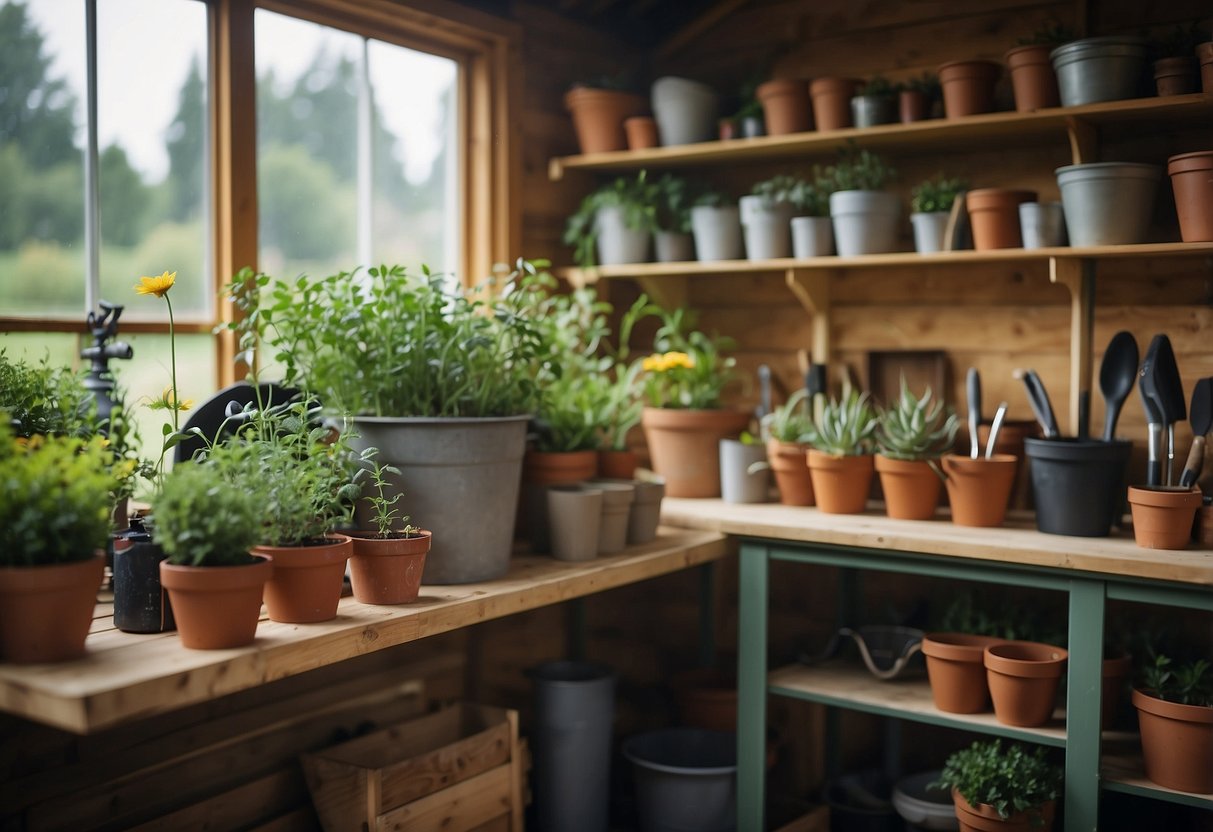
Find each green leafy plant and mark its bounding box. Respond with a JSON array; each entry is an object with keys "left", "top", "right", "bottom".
[
  {"left": 626, "top": 300, "right": 736, "bottom": 410},
  {"left": 1140, "top": 652, "right": 1213, "bottom": 707},
  {"left": 935, "top": 740, "right": 1062, "bottom": 824},
  {"left": 151, "top": 461, "right": 262, "bottom": 567},
  {"left": 905, "top": 72, "right": 940, "bottom": 96},
  {"left": 0, "top": 422, "right": 117, "bottom": 566},
  {"left": 0, "top": 351, "right": 96, "bottom": 438},
  {"left": 937, "top": 590, "right": 1061, "bottom": 643},
  {"left": 563, "top": 171, "right": 659, "bottom": 269},
  {"left": 761, "top": 388, "right": 815, "bottom": 443},
  {"left": 1017, "top": 21, "right": 1076, "bottom": 47},
  {"left": 803, "top": 390, "right": 878, "bottom": 456},
  {"left": 876, "top": 379, "right": 959, "bottom": 460},
  {"left": 654, "top": 173, "right": 703, "bottom": 234},
  {"left": 911, "top": 175, "right": 968, "bottom": 214},
  {"left": 857, "top": 76, "right": 899, "bottom": 97},
  {"left": 826, "top": 145, "right": 897, "bottom": 192},
  {"left": 693, "top": 188, "right": 732, "bottom": 209},
  {"left": 355, "top": 458, "right": 418, "bottom": 539},
  {"left": 788, "top": 169, "right": 834, "bottom": 217},
  {"left": 750, "top": 174, "right": 803, "bottom": 203}
]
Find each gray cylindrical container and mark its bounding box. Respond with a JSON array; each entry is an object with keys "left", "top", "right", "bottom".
[
  {"left": 739, "top": 195, "right": 794, "bottom": 260},
  {"left": 1019, "top": 201, "right": 1067, "bottom": 248},
  {"left": 596, "top": 205, "right": 651, "bottom": 265},
  {"left": 791, "top": 215, "right": 834, "bottom": 257},
  {"left": 719, "top": 439, "right": 770, "bottom": 504},
  {"left": 830, "top": 189, "right": 901, "bottom": 256},
  {"left": 691, "top": 205, "right": 743, "bottom": 261},
  {"left": 910, "top": 211, "right": 951, "bottom": 253},
  {"left": 1051, "top": 36, "right": 1148, "bottom": 106},
  {"left": 655, "top": 230, "right": 695, "bottom": 263},
  {"left": 532, "top": 661, "right": 617, "bottom": 832},
  {"left": 1056, "top": 162, "right": 1160, "bottom": 246},
  {"left": 623, "top": 728, "right": 737, "bottom": 832},
  {"left": 850, "top": 95, "right": 897, "bottom": 128}
]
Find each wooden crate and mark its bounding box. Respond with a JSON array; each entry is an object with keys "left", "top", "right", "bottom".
[{"left": 302, "top": 703, "right": 523, "bottom": 832}]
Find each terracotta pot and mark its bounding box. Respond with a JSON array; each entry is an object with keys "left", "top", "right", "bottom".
[
  {"left": 0, "top": 553, "right": 104, "bottom": 663},
  {"left": 627, "top": 479, "right": 665, "bottom": 544},
  {"left": 1168, "top": 151, "right": 1213, "bottom": 242},
  {"left": 757, "top": 78, "right": 813, "bottom": 135},
  {"left": 966, "top": 189, "right": 1036, "bottom": 250},
  {"left": 984, "top": 641, "right": 1067, "bottom": 727},
  {"left": 1132, "top": 688, "right": 1213, "bottom": 793},
  {"left": 766, "top": 440, "right": 815, "bottom": 506},
  {"left": 1200, "top": 42, "right": 1213, "bottom": 93},
  {"left": 1101, "top": 652, "right": 1132, "bottom": 730},
  {"left": 160, "top": 555, "right": 273, "bottom": 650},
  {"left": 938, "top": 60, "right": 1002, "bottom": 117},
  {"left": 255, "top": 535, "right": 352, "bottom": 623},
  {"left": 624, "top": 116, "right": 659, "bottom": 150},
  {"left": 875, "top": 455, "right": 943, "bottom": 520},
  {"left": 942, "top": 454, "right": 1017, "bottom": 527},
  {"left": 1154, "top": 56, "right": 1199, "bottom": 97},
  {"left": 348, "top": 530, "right": 431, "bottom": 605},
  {"left": 564, "top": 86, "right": 648, "bottom": 154},
  {"left": 809, "top": 77, "right": 861, "bottom": 131},
  {"left": 807, "top": 450, "right": 874, "bottom": 515},
  {"left": 899, "top": 88, "right": 929, "bottom": 123},
  {"left": 1127, "top": 485, "right": 1203, "bottom": 549},
  {"left": 641, "top": 407, "right": 750, "bottom": 498},
  {"left": 598, "top": 448, "right": 639, "bottom": 480},
  {"left": 1005, "top": 45, "right": 1060, "bottom": 112},
  {"left": 521, "top": 449, "right": 599, "bottom": 551},
  {"left": 953, "top": 790, "right": 1055, "bottom": 832},
  {"left": 921, "top": 632, "right": 1004, "bottom": 713},
  {"left": 975, "top": 419, "right": 1037, "bottom": 511}
]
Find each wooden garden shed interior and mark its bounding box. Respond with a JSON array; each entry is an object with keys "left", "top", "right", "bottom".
[{"left": 0, "top": 0, "right": 1211, "bottom": 830}]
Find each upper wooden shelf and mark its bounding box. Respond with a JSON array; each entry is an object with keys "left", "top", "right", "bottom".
[
  {"left": 548, "top": 93, "right": 1213, "bottom": 180},
  {"left": 0, "top": 528, "right": 729, "bottom": 734}
]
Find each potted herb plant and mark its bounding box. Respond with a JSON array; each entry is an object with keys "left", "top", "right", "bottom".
[
  {"left": 851, "top": 76, "right": 899, "bottom": 127},
  {"left": 789, "top": 170, "right": 835, "bottom": 257},
  {"left": 1132, "top": 651, "right": 1213, "bottom": 794},
  {"left": 565, "top": 76, "right": 647, "bottom": 154},
  {"left": 899, "top": 72, "right": 939, "bottom": 123},
  {"left": 597, "top": 361, "right": 645, "bottom": 479},
  {"left": 348, "top": 459, "right": 432, "bottom": 605},
  {"left": 1006, "top": 23, "right": 1072, "bottom": 111},
  {"left": 756, "top": 77, "right": 810, "bottom": 135},
  {"left": 741, "top": 174, "right": 799, "bottom": 260},
  {"left": 690, "top": 189, "right": 743, "bottom": 262},
  {"left": 875, "top": 380, "right": 959, "bottom": 520},
  {"left": 761, "top": 388, "right": 816, "bottom": 506},
  {"left": 0, "top": 424, "right": 114, "bottom": 663},
  {"left": 653, "top": 173, "right": 698, "bottom": 262},
  {"left": 154, "top": 459, "right": 272, "bottom": 649},
  {"left": 719, "top": 432, "right": 769, "bottom": 504},
  {"left": 935, "top": 740, "right": 1062, "bottom": 830},
  {"left": 803, "top": 390, "right": 879, "bottom": 514},
  {"left": 827, "top": 146, "right": 900, "bottom": 256},
  {"left": 910, "top": 175, "right": 967, "bottom": 253},
  {"left": 564, "top": 171, "right": 658, "bottom": 268}
]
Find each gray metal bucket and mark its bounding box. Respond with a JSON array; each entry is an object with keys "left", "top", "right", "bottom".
[
  {"left": 624, "top": 728, "right": 737, "bottom": 832},
  {"left": 349, "top": 415, "right": 528, "bottom": 584},
  {"left": 1056, "top": 162, "right": 1160, "bottom": 246},
  {"left": 1051, "top": 36, "right": 1147, "bottom": 106}
]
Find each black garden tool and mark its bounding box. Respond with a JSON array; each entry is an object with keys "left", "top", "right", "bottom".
[{"left": 1180, "top": 377, "right": 1213, "bottom": 489}]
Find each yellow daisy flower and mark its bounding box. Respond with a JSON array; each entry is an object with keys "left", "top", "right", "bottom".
[
  {"left": 663, "top": 351, "right": 695, "bottom": 370},
  {"left": 147, "top": 386, "right": 194, "bottom": 412},
  {"left": 134, "top": 270, "right": 177, "bottom": 298},
  {"left": 642, "top": 353, "right": 666, "bottom": 372}
]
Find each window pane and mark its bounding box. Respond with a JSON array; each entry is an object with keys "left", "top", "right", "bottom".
[
  {"left": 367, "top": 40, "right": 458, "bottom": 275},
  {"left": 255, "top": 9, "right": 359, "bottom": 280},
  {"left": 0, "top": 0, "right": 86, "bottom": 317},
  {"left": 97, "top": 0, "right": 210, "bottom": 321}
]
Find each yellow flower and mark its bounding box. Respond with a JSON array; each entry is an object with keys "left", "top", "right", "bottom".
[
  {"left": 642, "top": 353, "right": 665, "bottom": 373},
  {"left": 147, "top": 386, "right": 194, "bottom": 412},
  {"left": 134, "top": 270, "right": 177, "bottom": 298},
  {"left": 662, "top": 351, "right": 695, "bottom": 370}
]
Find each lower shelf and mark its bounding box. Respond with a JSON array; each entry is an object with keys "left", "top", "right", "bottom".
[{"left": 1101, "top": 756, "right": 1213, "bottom": 811}]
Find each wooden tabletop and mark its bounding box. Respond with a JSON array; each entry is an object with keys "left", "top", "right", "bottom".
[
  {"left": 0, "top": 528, "right": 729, "bottom": 734},
  {"left": 660, "top": 499, "right": 1213, "bottom": 587}
]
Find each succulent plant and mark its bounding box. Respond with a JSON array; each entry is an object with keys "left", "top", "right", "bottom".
[
  {"left": 876, "top": 379, "right": 959, "bottom": 460},
  {"left": 761, "top": 388, "right": 814, "bottom": 443},
  {"left": 803, "top": 390, "right": 878, "bottom": 456}
]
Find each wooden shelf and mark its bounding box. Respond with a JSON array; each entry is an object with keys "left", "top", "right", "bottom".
[
  {"left": 1102, "top": 755, "right": 1213, "bottom": 811},
  {"left": 548, "top": 93, "right": 1213, "bottom": 179},
  {"left": 769, "top": 662, "right": 1067, "bottom": 745},
  {"left": 0, "top": 528, "right": 729, "bottom": 734}
]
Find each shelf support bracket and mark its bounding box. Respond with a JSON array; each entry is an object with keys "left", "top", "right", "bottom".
[
  {"left": 636, "top": 275, "right": 689, "bottom": 310},
  {"left": 1050, "top": 257, "right": 1095, "bottom": 438},
  {"left": 1065, "top": 116, "right": 1099, "bottom": 165},
  {"left": 562, "top": 267, "right": 598, "bottom": 291},
  {"left": 785, "top": 269, "right": 832, "bottom": 366}
]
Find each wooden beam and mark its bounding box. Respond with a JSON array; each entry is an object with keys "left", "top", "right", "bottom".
[
  {"left": 1049, "top": 257, "right": 1094, "bottom": 439},
  {"left": 657, "top": 0, "right": 751, "bottom": 58}
]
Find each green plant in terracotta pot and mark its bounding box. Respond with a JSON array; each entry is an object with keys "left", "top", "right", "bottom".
[
  {"left": 564, "top": 170, "right": 659, "bottom": 268},
  {"left": 899, "top": 72, "right": 940, "bottom": 122},
  {"left": 910, "top": 175, "right": 968, "bottom": 253},
  {"left": 803, "top": 389, "right": 878, "bottom": 514},
  {"left": 1149, "top": 23, "right": 1204, "bottom": 96},
  {"left": 0, "top": 422, "right": 115, "bottom": 663},
  {"left": 935, "top": 739, "right": 1062, "bottom": 829},
  {"left": 1006, "top": 22, "right": 1073, "bottom": 112},
  {"left": 875, "top": 379, "right": 959, "bottom": 520},
  {"left": 760, "top": 388, "right": 816, "bottom": 506},
  {"left": 1132, "top": 650, "right": 1213, "bottom": 794},
  {"left": 347, "top": 459, "right": 431, "bottom": 606}
]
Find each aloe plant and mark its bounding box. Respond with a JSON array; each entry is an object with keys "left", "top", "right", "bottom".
[
  {"left": 876, "top": 379, "right": 959, "bottom": 461},
  {"left": 803, "top": 390, "right": 878, "bottom": 456},
  {"left": 761, "top": 388, "right": 814, "bottom": 443}
]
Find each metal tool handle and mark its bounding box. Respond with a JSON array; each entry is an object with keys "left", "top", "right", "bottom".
[
  {"left": 1179, "top": 435, "right": 1205, "bottom": 489},
  {"left": 985, "top": 402, "right": 1008, "bottom": 460},
  {"left": 967, "top": 368, "right": 981, "bottom": 458}
]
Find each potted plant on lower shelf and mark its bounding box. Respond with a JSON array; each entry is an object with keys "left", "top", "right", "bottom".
[
  {"left": 740, "top": 174, "right": 798, "bottom": 260},
  {"left": 761, "top": 388, "right": 816, "bottom": 506},
  {"left": 1132, "top": 651, "right": 1213, "bottom": 794},
  {"left": 154, "top": 461, "right": 272, "bottom": 650},
  {"left": 935, "top": 739, "right": 1062, "bottom": 830},
  {"left": 875, "top": 380, "right": 958, "bottom": 520},
  {"left": 827, "top": 146, "right": 900, "bottom": 256},
  {"left": 910, "top": 175, "right": 967, "bottom": 253},
  {"left": 653, "top": 173, "right": 698, "bottom": 262},
  {"left": 348, "top": 459, "right": 432, "bottom": 605},
  {"left": 690, "top": 189, "right": 743, "bottom": 262},
  {"left": 803, "top": 390, "right": 878, "bottom": 514},
  {"left": 789, "top": 171, "right": 835, "bottom": 257},
  {"left": 564, "top": 171, "right": 658, "bottom": 268}
]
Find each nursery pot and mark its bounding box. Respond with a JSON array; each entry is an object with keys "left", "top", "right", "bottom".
[
  {"left": 942, "top": 454, "right": 1018, "bottom": 528},
  {"left": 596, "top": 204, "right": 651, "bottom": 265},
  {"left": 532, "top": 660, "right": 617, "bottom": 832},
  {"left": 547, "top": 484, "right": 604, "bottom": 562},
  {"left": 593, "top": 480, "right": 636, "bottom": 554},
  {"left": 256, "top": 534, "right": 352, "bottom": 624},
  {"left": 921, "top": 633, "right": 1004, "bottom": 714},
  {"left": 1131, "top": 688, "right": 1213, "bottom": 794},
  {"left": 966, "top": 189, "right": 1036, "bottom": 250},
  {"left": 892, "top": 771, "right": 958, "bottom": 831},
  {"left": 522, "top": 448, "right": 598, "bottom": 553},
  {"left": 1006, "top": 45, "right": 1061, "bottom": 112},
  {"left": 0, "top": 553, "right": 104, "bottom": 663},
  {"left": 739, "top": 195, "right": 794, "bottom": 260},
  {"left": 160, "top": 554, "right": 273, "bottom": 650},
  {"left": 910, "top": 211, "right": 951, "bottom": 253},
  {"left": 984, "top": 640, "right": 1067, "bottom": 727},
  {"left": 952, "top": 790, "right": 1056, "bottom": 832},
  {"left": 1018, "top": 202, "right": 1066, "bottom": 249},
  {"left": 1056, "top": 162, "right": 1160, "bottom": 246},
  {"left": 350, "top": 415, "right": 528, "bottom": 584},
  {"left": 719, "top": 439, "right": 769, "bottom": 504},
  {"left": 651, "top": 76, "right": 718, "bottom": 146},
  {"left": 767, "top": 440, "right": 815, "bottom": 506},
  {"left": 623, "top": 728, "right": 737, "bottom": 832},
  {"left": 564, "top": 86, "right": 648, "bottom": 154},
  {"left": 807, "top": 450, "right": 874, "bottom": 515},
  {"left": 851, "top": 94, "right": 897, "bottom": 128},
  {"left": 1154, "top": 56, "right": 1199, "bottom": 96},
  {"left": 1167, "top": 151, "right": 1213, "bottom": 242},
  {"left": 791, "top": 215, "right": 834, "bottom": 257},
  {"left": 642, "top": 407, "right": 750, "bottom": 498},
  {"left": 1023, "top": 437, "right": 1131, "bottom": 537},
  {"left": 899, "top": 89, "right": 930, "bottom": 123},
  {"left": 937, "top": 60, "right": 1001, "bottom": 118},
  {"left": 599, "top": 448, "right": 639, "bottom": 480},
  {"left": 625, "top": 115, "right": 660, "bottom": 150},
  {"left": 830, "top": 190, "right": 901, "bottom": 256},
  {"left": 756, "top": 78, "right": 813, "bottom": 135},
  {"left": 1127, "top": 485, "right": 1203, "bottom": 549},
  {"left": 1051, "top": 36, "right": 1148, "bottom": 106},
  {"left": 1201, "top": 42, "right": 1213, "bottom": 93},
  {"left": 691, "top": 205, "right": 744, "bottom": 262},
  {"left": 112, "top": 522, "right": 175, "bottom": 634},
  {"left": 655, "top": 230, "right": 695, "bottom": 263},
  {"left": 810, "top": 77, "right": 861, "bottom": 131},
  {"left": 875, "top": 456, "right": 943, "bottom": 520},
  {"left": 348, "top": 530, "right": 431, "bottom": 605},
  {"left": 628, "top": 478, "right": 666, "bottom": 545}
]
